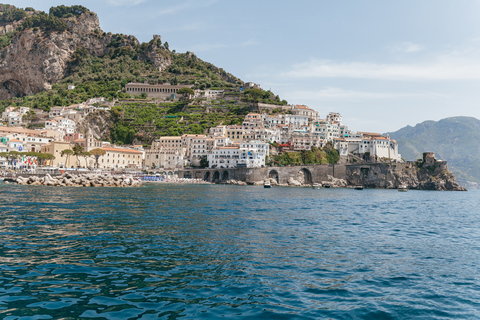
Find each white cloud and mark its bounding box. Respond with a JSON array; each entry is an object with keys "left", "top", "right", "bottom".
[
  {"left": 390, "top": 42, "right": 424, "bottom": 53},
  {"left": 282, "top": 55, "right": 480, "bottom": 81}
]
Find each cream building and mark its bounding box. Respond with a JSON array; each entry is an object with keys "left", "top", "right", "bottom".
[
  {"left": 40, "top": 141, "right": 79, "bottom": 168},
  {"left": 99, "top": 147, "right": 143, "bottom": 169}
]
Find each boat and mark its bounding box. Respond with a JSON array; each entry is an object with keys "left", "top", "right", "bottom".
[
  {"left": 323, "top": 183, "right": 331, "bottom": 188},
  {"left": 312, "top": 183, "right": 322, "bottom": 189},
  {"left": 398, "top": 185, "right": 409, "bottom": 192},
  {"left": 264, "top": 180, "right": 271, "bottom": 188},
  {"left": 354, "top": 186, "right": 364, "bottom": 190}
]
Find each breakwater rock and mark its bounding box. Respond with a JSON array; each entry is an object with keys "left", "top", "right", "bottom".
[{"left": 16, "top": 173, "right": 141, "bottom": 187}]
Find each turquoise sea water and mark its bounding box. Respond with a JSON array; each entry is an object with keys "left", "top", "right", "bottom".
[{"left": 0, "top": 183, "right": 479, "bottom": 319}]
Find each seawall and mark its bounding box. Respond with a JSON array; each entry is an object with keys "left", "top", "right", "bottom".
[{"left": 179, "top": 160, "right": 466, "bottom": 191}]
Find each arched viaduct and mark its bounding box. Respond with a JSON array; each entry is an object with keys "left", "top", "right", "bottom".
[{"left": 178, "top": 165, "right": 348, "bottom": 185}]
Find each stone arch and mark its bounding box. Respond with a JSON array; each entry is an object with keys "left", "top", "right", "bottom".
[
  {"left": 221, "top": 170, "right": 229, "bottom": 181},
  {"left": 268, "top": 170, "right": 279, "bottom": 183},
  {"left": 297, "top": 168, "right": 313, "bottom": 185},
  {"left": 204, "top": 171, "right": 211, "bottom": 181},
  {"left": 213, "top": 171, "right": 220, "bottom": 181},
  {"left": 168, "top": 171, "right": 173, "bottom": 176}
]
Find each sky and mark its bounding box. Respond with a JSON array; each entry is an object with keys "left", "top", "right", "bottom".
[{"left": 8, "top": 0, "right": 480, "bottom": 133}]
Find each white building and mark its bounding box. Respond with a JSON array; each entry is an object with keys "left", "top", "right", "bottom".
[
  {"left": 285, "top": 114, "right": 309, "bottom": 129},
  {"left": 208, "top": 146, "right": 240, "bottom": 168}
]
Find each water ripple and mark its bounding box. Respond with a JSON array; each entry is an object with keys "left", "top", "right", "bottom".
[{"left": 0, "top": 184, "right": 479, "bottom": 319}]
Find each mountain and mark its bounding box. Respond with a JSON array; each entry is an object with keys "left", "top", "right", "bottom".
[
  {"left": 0, "top": 4, "right": 245, "bottom": 103},
  {"left": 0, "top": 4, "right": 288, "bottom": 144},
  {"left": 388, "top": 116, "right": 480, "bottom": 185}
]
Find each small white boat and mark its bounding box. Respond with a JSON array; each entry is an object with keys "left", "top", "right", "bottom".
[
  {"left": 398, "top": 185, "right": 409, "bottom": 192},
  {"left": 264, "top": 180, "right": 271, "bottom": 188},
  {"left": 312, "top": 183, "right": 321, "bottom": 189}
]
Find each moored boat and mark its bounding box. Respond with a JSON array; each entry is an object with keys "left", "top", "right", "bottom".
[
  {"left": 354, "top": 186, "right": 364, "bottom": 190},
  {"left": 398, "top": 185, "right": 409, "bottom": 192},
  {"left": 264, "top": 180, "right": 271, "bottom": 188},
  {"left": 312, "top": 183, "right": 321, "bottom": 189}
]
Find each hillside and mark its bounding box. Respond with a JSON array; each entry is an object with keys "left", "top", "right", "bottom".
[
  {"left": 0, "top": 4, "right": 288, "bottom": 143},
  {"left": 388, "top": 117, "right": 480, "bottom": 185}
]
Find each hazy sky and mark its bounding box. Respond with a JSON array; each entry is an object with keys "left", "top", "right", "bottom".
[{"left": 9, "top": 1, "right": 480, "bottom": 132}]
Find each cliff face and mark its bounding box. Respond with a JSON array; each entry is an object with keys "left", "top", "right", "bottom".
[
  {"left": 346, "top": 159, "right": 466, "bottom": 191},
  {"left": 0, "top": 12, "right": 110, "bottom": 99},
  {"left": 76, "top": 110, "right": 113, "bottom": 141},
  {"left": 0, "top": 11, "right": 170, "bottom": 100}
]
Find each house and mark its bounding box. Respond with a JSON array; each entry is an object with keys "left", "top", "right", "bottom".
[
  {"left": 40, "top": 141, "right": 79, "bottom": 168},
  {"left": 208, "top": 146, "right": 240, "bottom": 168},
  {"left": 100, "top": 147, "right": 143, "bottom": 169}
]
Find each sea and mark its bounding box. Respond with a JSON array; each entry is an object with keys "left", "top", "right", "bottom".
[{"left": 0, "top": 183, "right": 479, "bottom": 320}]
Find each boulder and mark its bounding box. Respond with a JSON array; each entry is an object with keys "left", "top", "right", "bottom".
[{"left": 288, "top": 177, "right": 302, "bottom": 186}]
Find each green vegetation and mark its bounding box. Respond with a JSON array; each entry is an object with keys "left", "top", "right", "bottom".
[
  {"left": 0, "top": 5, "right": 27, "bottom": 23},
  {"left": 49, "top": 5, "right": 89, "bottom": 18},
  {"left": 109, "top": 102, "right": 250, "bottom": 144},
  {"left": 267, "top": 143, "right": 340, "bottom": 166}
]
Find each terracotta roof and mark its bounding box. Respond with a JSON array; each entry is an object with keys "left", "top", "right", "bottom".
[
  {"left": 9, "top": 139, "right": 22, "bottom": 143},
  {"left": 0, "top": 127, "right": 41, "bottom": 136},
  {"left": 294, "top": 105, "right": 314, "bottom": 110},
  {"left": 359, "top": 132, "right": 383, "bottom": 137},
  {"left": 102, "top": 147, "right": 143, "bottom": 154}
]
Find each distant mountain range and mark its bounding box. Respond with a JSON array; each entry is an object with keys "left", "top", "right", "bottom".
[{"left": 388, "top": 116, "right": 480, "bottom": 186}]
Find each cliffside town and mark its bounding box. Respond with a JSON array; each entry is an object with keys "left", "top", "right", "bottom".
[
  {"left": 1, "top": 93, "right": 400, "bottom": 171},
  {"left": 0, "top": 5, "right": 465, "bottom": 190}
]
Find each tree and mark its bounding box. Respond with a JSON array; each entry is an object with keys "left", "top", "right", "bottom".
[
  {"left": 199, "top": 155, "right": 209, "bottom": 168},
  {"left": 36, "top": 153, "right": 55, "bottom": 166},
  {"left": 61, "top": 149, "right": 74, "bottom": 168},
  {"left": 177, "top": 87, "right": 194, "bottom": 100},
  {"left": 1, "top": 151, "right": 21, "bottom": 168},
  {"left": 244, "top": 88, "right": 266, "bottom": 101},
  {"left": 90, "top": 148, "right": 106, "bottom": 169},
  {"left": 80, "top": 151, "right": 91, "bottom": 168},
  {"left": 72, "top": 144, "right": 84, "bottom": 167},
  {"left": 326, "top": 148, "right": 340, "bottom": 164}
]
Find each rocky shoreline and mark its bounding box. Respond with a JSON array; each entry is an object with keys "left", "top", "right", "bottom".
[{"left": 16, "top": 173, "right": 141, "bottom": 187}]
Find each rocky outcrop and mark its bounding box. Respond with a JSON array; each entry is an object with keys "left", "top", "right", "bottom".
[
  {"left": 322, "top": 175, "right": 348, "bottom": 188},
  {"left": 0, "top": 12, "right": 110, "bottom": 99},
  {"left": 16, "top": 173, "right": 141, "bottom": 187},
  {"left": 346, "top": 160, "right": 466, "bottom": 191},
  {"left": 0, "top": 11, "right": 170, "bottom": 100},
  {"left": 77, "top": 110, "right": 113, "bottom": 140},
  {"left": 225, "top": 179, "right": 247, "bottom": 186},
  {"left": 137, "top": 35, "right": 171, "bottom": 71}
]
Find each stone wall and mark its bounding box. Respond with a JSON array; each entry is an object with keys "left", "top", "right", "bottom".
[{"left": 178, "top": 159, "right": 465, "bottom": 191}]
